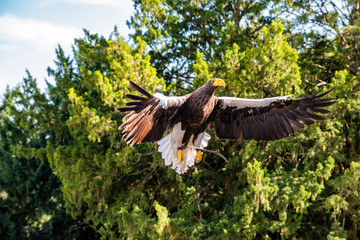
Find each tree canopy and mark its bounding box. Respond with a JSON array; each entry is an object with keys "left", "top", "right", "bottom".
[{"left": 1, "top": 0, "right": 360, "bottom": 239}]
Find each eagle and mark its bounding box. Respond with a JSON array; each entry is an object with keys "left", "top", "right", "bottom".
[{"left": 119, "top": 79, "right": 335, "bottom": 174}]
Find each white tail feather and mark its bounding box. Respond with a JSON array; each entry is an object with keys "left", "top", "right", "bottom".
[{"left": 157, "top": 123, "right": 211, "bottom": 174}]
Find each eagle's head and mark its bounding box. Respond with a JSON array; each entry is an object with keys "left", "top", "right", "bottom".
[
  {"left": 208, "top": 78, "right": 225, "bottom": 89},
  {"left": 197, "top": 78, "right": 225, "bottom": 95}
]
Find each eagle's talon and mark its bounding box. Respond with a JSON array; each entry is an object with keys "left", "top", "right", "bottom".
[
  {"left": 178, "top": 149, "right": 184, "bottom": 163},
  {"left": 195, "top": 150, "right": 202, "bottom": 163}
]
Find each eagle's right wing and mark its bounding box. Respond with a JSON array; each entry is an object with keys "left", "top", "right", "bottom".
[
  {"left": 208, "top": 89, "right": 335, "bottom": 141},
  {"left": 119, "top": 81, "right": 187, "bottom": 146}
]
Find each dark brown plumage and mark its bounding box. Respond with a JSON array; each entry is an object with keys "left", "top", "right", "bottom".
[{"left": 208, "top": 89, "right": 334, "bottom": 141}]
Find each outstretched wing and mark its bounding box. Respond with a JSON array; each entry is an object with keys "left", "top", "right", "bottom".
[
  {"left": 119, "top": 81, "right": 187, "bottom": 146},
  {"left": 208, "top": 89, "right": 335, "bottom": 141}
]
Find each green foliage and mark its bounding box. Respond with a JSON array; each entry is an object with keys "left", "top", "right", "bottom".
[
  {"left": 2, "top": 1, "right": 360, "bottom": 239},
  {"left": 42, "top": 23, "right": 359, "bottom": 239},
  {"left": 280, "top": 0, "right": 360, "bottom": 84},
  {"left": 0, "top": 73, "right": 82, "bottom": 239},
  {"left": 128, "top": 0, "right": 276, "bottom": 88},
  {"left": 221, "top": 21, "right": 301, "bottom": 98},
  {"left": 192, "top": 51, "right": 213, "bottom": 90}
]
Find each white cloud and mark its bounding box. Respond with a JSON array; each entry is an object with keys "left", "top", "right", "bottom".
[
  {"left": 0, "top": 14, "right": 83, "bottom": 53},
  {"left": 62, "top": 0, "right": 125, "bottom": 6},
  {"left": 0, "top": 43, "right": 18, "bottom": 51},
  {"left": 0, "top": 0, "right": 133, "bottom": 96},
  {"left": 40, "top": 0, "right": 126, "bottom": 7}
]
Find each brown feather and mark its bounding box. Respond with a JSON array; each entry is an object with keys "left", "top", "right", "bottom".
[
  {"left": 129, "top": 81, "right": 153, "bottom": 98},
  {"left": 119, "top": 81, "right": 185, "bottom": 145},
  {"left": 125, "top": 94, "right": 148, "bottom": 101}
]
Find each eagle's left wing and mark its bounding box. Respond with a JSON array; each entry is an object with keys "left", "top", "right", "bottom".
[
  {"left": 119, "top": 81, "right": 187, "bottom": 146},
  {"left": 208, "top": 89, "right": 335, "bottom": 141}
]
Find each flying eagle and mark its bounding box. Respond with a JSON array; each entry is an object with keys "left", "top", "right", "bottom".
[{"left": 119, "top": 79, "right": 335, "bottom": 174}]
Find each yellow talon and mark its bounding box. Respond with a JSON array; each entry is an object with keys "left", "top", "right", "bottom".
[
  {"left": 195, "top": 151, "right": 202, "bottom": 163},
  {"left": 178, "top": 149, "right": 184, "bottom": 163}
]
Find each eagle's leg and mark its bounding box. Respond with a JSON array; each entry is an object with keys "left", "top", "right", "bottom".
[
  {"left": 177, "top": 129, "right": 194, "bottom": 163},
  {"left": 195, "top": 150, "right": 202, "bottom": 163},
  {"left": 177, "top": 148, "right": 184, "bottom": 163},
  {"left": 192, "top": 126, "right": 207, "bottom": 163}
]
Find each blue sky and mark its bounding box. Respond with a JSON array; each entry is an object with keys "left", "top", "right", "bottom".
[{"left": 0, "top": 0, "right": 134, "bottom": 95}]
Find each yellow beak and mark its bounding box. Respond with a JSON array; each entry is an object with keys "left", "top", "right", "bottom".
[{"left": 213, "top": 78, "right": 225, "bottom": 87}]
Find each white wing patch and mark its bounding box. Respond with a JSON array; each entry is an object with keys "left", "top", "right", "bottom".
[
  {"left": 154, "top": 93, "right": 186, "bottom": 109},
  {"left": 219, "top": 95, "right": 292, "bottom": 109},
  {"left": 157, "top": 123, "right": 211, "bottom": 174}
]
